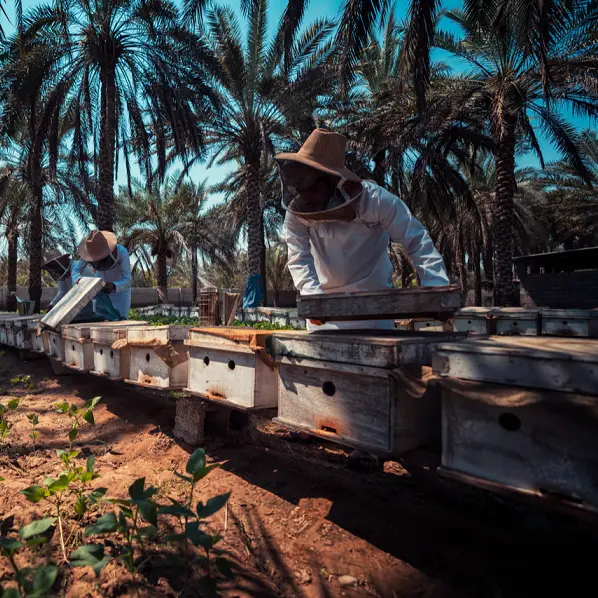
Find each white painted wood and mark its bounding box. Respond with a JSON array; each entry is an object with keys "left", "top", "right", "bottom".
[
  {"left": 494, "top": 308, "right": 540, "bottom": 336},
  {"left": 413, "top": 319, "right": 448, "bottom": 332},
  {"left": 0, "top": 327, "right": 7, "bottom": 345},
  {"left": 47, "top": 331, "right": 65, "bottom": 361},
  {"left": 127, "top": 325, "right": 189, "bottom": 343},
  {"left": 41, "top": 277, "right": 104, "bottom": 331},
  {"left": 433, "top": 337, "right": 598, "bottom": 395},
  {"left": 64, "top": 339, "right": 94, "bottom": 372},
  {"left": 127, "top": 344, "right": 189, "bottom": 388},
  {"left": 453, "top": 307, "right": 493, "bottom": 334},
  {"left": 272, "top": 330, "right": 466, "bottom": 368},
  {"left": 30, "top": 328, "right": 48, "bottom": 353},
  {"left": 440, "top": 378, "right": 598, "bottom": 514},
  {"left": 186, "top": 345, "right": 278, "bottom": 409},
  {"left": 92, "top": 344, "right": 130, "bottom": 380},
  {"left": 541, "top": 309, "right": 598, "bottom": 338},
  {"left": 5, "top": 328, "right": 16, "bottom": 347},
  {"left": 15, "top": 329, "right": 32, "bottom": 350},
  {"left": 277, "top": 360, "right": 394, "bottom": 453}
]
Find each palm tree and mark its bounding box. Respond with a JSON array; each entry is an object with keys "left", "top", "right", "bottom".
[
  {"left": 0, "top": 172, "right": 27, "bottom": 311},
  {"left": 25, "top": 0, "right": 217, "bottom": 231},
  {"left": 175, "top": 178, "right": 235, "bottom": 304},
  {"left": 434, "top": 4, "right": 598, "bottom": 305},
  {"left": 197, "top": 0, "right": 335, "bottom": 302},
  {"left": 117, "top": 177, "right": 232, "bottom": 304}
]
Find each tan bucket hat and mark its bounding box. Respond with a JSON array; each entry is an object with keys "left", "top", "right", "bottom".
[
  {"left": 275, "top": 129, "right": 361, "bottom": 183},
  {"left": 78, "top": 230, "right": 117, "bottom": 262}
]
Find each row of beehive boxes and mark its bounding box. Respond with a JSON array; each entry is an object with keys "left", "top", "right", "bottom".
[
  {"left": 0, "top": 314, "right": 44, "bottom": 350},
  {"left": 410, "top": 307, "right": 598, "bottom": 337}
]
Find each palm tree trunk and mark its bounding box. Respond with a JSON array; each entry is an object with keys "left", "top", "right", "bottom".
[
  {"left": 97, "top": 65, "right": 117, "bottom": 231},
  {"left": 246, "top": 161, "right": 262, "bottom": 304},
  {"left": 191, "top": 244, "right": 198, "bottom": 305},
  {"left": 457, "top": 233, "right": 468, "bottom": 304},
  {"left": 259, "top": 210, "right": 267, "bottom": 305},
  {"left": 373, "top": 149, "right": 386, "bottom": 186},
  {"left": 493, "top": 119, "right": 518, "bottom": 306},
  {"left": 6, "top": 228, "right": 18, "bottom": 312},
  {"left": 472, "top": 243, "right": 482, "bottom": 306},
  {"left": 28, "top": 181, "right": 43, "bottom": 313},
  {"left": 483, "top": 241, "right": 493, "bottom": 284},
  {"left": 157, "top": 251, "right": 168, "bottom": 304}
]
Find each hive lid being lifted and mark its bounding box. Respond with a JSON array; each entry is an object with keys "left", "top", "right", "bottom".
[
  {"left": 41, "top": 277, "right": 104, "bottom": 331},
  {"left": 433, "top": 337, "right": 598, "bottom": 394},
  {"left": 272, "top": 329, "right": 468, "bottom": 368},
  {"left": 296, "top": 285, "right": 461, "bottom": 321}
]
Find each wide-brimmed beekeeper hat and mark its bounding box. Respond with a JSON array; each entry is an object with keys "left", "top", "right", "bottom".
[
  {"left": 78, "top": 230, "right": 117, "bottom": 262},
  {"left": 275, "top": 129, "right": 361, "bottom": 183}
]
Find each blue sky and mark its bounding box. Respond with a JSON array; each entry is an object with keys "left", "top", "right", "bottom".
[{"left": 2, "top": 0, "right": 591, "bottom": 196}]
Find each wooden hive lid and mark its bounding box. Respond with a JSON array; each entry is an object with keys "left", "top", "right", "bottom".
[
  {"left": 494, "top": 307, "right": 540, "bottom": 319},
  {"left": 436, "top": 336, "right": 598, "bottom": 364},
  {"left": 127, "top": 325, "right": 189, "bottom": 344},
  {"left": 90, "top": 321, "right": 148, "bottom": 343},
  {"left": 541, "top": 309, "right": 598, "bottom": 319},
  {"left": 272, "top": 329, "right": 469, "bottom": 368}
]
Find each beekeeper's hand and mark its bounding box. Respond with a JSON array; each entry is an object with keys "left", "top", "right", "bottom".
[{"left": 104, "top": 282, "right": 116, "bottom": 293}]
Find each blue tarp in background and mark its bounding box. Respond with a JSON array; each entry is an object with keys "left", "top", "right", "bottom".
[{"left": 243, "top": 274, "right": 262, "bottom": 308}]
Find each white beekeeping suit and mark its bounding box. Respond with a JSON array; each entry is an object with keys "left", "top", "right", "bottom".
[
  {"left": 285, "top": 181, "right": 449, "bottom": 331},
  {"left": 276, "top": 129, "right": 449, "bottom": 333}
]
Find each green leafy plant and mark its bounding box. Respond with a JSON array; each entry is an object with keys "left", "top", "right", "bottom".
[
  {"left": 0, "top": 519, "right": 58, "bottom": 597},
  {"left": 10, "top": 375, "right": 34, "bottom": 392},
  {"left": 26, "top": 414, "right": 39, "bottom": 448},
  {"left": 79, "top": 477, "right": 160, "bottom": 594},
  {"left": 22, "top": 472, "right": 79, "bottom": 563},
  {"left": 161, "top": 448, "right": 232, "bottom": 593},
  {"left": 0, "top": 398, "right": 20, "bottom": 441},
  {"left": 55, "top": 397, "right": 101, "bottom": 448}
]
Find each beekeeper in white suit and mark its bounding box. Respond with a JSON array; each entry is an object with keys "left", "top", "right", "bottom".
[
  {"left": 277, "top": 129, "right": 449, "bottom": 332},
  {"left": 72, "top": 230, "right": 132, "bottom": 319}
]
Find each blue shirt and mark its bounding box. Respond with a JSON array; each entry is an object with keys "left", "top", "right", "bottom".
[{"left": 72, "top": 244, "right": 132, "bottom": 318}]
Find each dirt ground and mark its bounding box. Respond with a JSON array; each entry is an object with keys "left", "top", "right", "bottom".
[{"left": 0, "top": 349, "right": 596, "bottom": 597}]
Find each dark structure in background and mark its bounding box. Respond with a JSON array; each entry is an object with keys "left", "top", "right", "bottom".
[{"left": 515, "top": 247, "right": 598, "bottom": 309}]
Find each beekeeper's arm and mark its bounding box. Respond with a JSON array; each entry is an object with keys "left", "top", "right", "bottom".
[
  {"left": 71, "top": 259, "right": 97, "bottom": 284},
  {"left": 284, "top": 212, "right": 322, "bottom": 295},
  {"left": 373, "top": 187, "right": 449, "bottom": 286},
  {"left": 112, "top": 247, "right": 132, "bottom": 294}
]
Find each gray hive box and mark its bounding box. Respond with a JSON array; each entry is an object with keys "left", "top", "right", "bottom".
[
  {"left": 453, "top": 307, "right": 494, "bottom": 334},
  {"left": 435, "top": 336, "right": 598, "bottom": 514},
  {"left": 28, "top": 319, "right": 48, "bottom": 353},
  {"left": 63, "top": 321, "right": 144, "bottom": 373},
  {"left": 494, "top": 307, "right": 540, "bottom": 336},
  {"left": 296, "top": 285, "right": 461, "bottom": 321},
  {"left": 273, "top": 330, "right": 468, "bottom": 456},
  {"left": 541, "top": 309, "right": 598, "bottom": 338},
  {"left": 184, "top": 328, "right": 279, "bottom": 410},
  {"left": 41, "top": 277, "right": 103, "bottom": 331},
  {"left": 90, "top": 322, "right": 148, "bottom": 380},
  {"left": 6, "top": 315, "right": 40, "bottom": 350},
  {"left": 126, "top": 325, "right": 190, "bottom": 389},
  {"left": 0, "top": 314, "right": 21, "bottom": 345}
]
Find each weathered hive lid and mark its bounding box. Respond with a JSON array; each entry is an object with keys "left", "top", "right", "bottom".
[
  {"left": 41, "top": 277, "right": 104, "bottom": 331},
  {"left": 541, "top": 309, "right": 598, "bottom": 319},
  {"left": 5, "top": 315, "right": 40, "bottom": 329},
  {"left": 64, "top": 320, "right": 146, "bottom": 341},
  {"left": 90, "top": 321, "right": 148, "bottom": 344},
  {"left": 434, "top": 337, "right": 598, "bottom": 394},
  {"left": 494, "top": 307, "right": 539, "bottom": 319},
  {"left": 0, "top": 313, "right": 22, "bottom": 326},
  {"left": 186, "top": 327, "right": 275, "bottom": 352},
  {"left": 455, "top": 307, "right": 491, "bottom": 318},
  {"left": 127, "top": 325, "right": 189, "bottom": 344},
  {"left": 272, "top": 329, "right": 469, "bottom": 368}
]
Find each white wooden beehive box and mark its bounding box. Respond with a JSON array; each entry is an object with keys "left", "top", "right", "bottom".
[
  {"left": 28, "top": 320, "right": 48, "bottom": 353},
  {"left": 494, "top": 308, "right": 540, "bottom": 336},
  {"left": 541, "top": 309, "right": 598, "bottom": 338},
  {"left": 0, "top": 314, "right": 20, "bottom": 345},
  {"left": 184, "top": 328, "right": 278, "bottom": 410},
  {"left": 62, "top": 322, "right": 96, "bottom": 372},
  {"left": 89, "top": 321, "right": 148, "bottom": 380},
  {"left": 453, "top": 307, "right": 493, "bottom": 334},
  {"left": 439, "top": 376, "right": 598, "bottom": 515},
  {"left": 46, "top": 330, "right": 65, "bottom": 361},
  {"left": 126, "top": 325, "right": 190, "bottom": 389},
  {"left": 10, "top": 316, "right": 41, "bottom": 350},
  {"left": 272, "top": 330, "right": 467, "bottom": 456},
  {"left": 413, "top": 318, "right": 451, "bottom": 332}
]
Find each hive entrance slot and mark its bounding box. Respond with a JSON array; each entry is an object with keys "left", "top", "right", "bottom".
[{"left": 320, "top": 424, "right": 337, "bottom": 434}]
